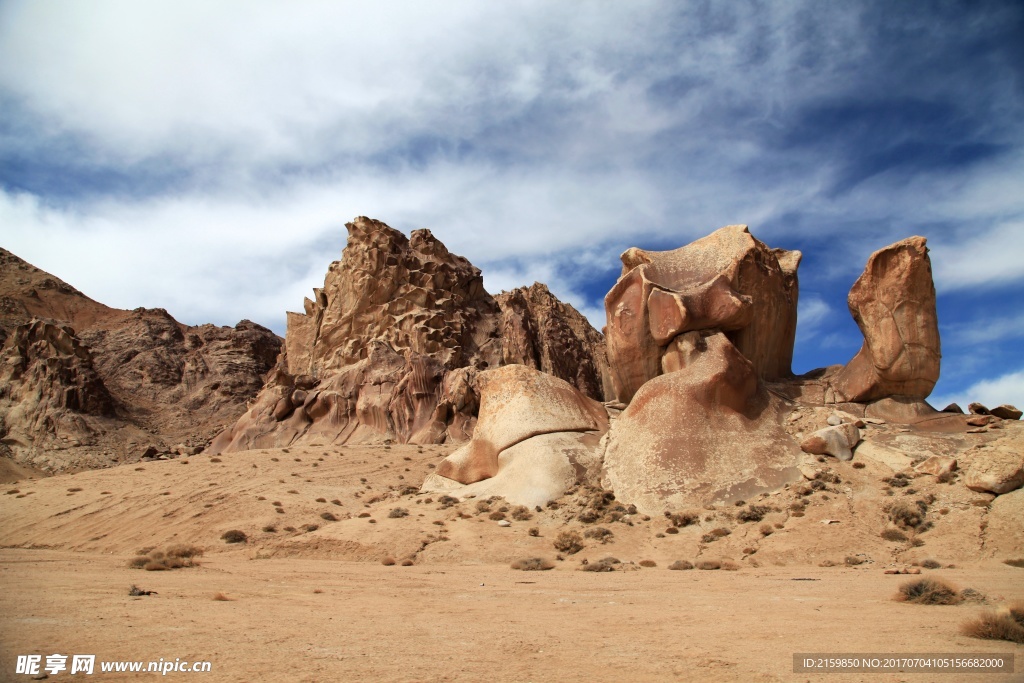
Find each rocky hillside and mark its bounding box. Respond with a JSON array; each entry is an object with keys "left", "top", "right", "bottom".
[
  {"left": 0, "top": 248, "right": 281, "bottom": 472},
  {"left": 210, "top": 217, "right": 608, "bottom": 452}
]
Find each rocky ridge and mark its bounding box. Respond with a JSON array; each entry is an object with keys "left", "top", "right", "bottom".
[{"left": 0, "top": 247, "right": 281, "bottom": 472}]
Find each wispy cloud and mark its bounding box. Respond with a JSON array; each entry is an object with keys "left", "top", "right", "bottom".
[{"left": 929, "top": 368, "right": 1024, "bottom": 412}]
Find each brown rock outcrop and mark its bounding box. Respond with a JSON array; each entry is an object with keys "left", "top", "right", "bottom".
[
  {"left": 829, "top": 237, "right": 940, "bottom": 403},
  {"left": 210, "top": 217, "right": 609, "bottom": 453},
  {"left": 604, "top": 225, "right": 800, "bottom": 403},
  {"left": 602, "top": 331, "right": 802, "bottom": 513},
  {"left": 495, "top": 283, "right": 610, "bottom": 401},
  {"left": 0, "top": 248, "right": 281, "bottom": 471}
]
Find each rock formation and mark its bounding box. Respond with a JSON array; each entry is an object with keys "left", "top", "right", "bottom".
[
  {"left": 423, "top": 364, "right": 608, "bottom": 507},
  {"left": 604, "top": 225, "right": 800, "bottom": 403},
  {"left": 0, "top": 248, "right": 281, "bottom": 471},
  {"left": 209, "top": 217, "right": 608, "bottom": 453},
  {"left": 829, "top": 236, "right": 940, "bottom": 403}
]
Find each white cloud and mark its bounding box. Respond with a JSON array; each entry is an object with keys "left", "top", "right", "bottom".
[
  {"left": 930, "top": 221, "right": 1024, "bottom": 292},
  {"left": 796, "top": 295, "right": 831, "bottom": 338},
  {"left": 929, "top": 368, "right": 1024, "bottom": 412},
  {"left": 943, "top": 312, "right": 1024, "bottom": 346}
]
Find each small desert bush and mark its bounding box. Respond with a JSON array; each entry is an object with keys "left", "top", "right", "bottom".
[
  {"left": 130, "top": 545, "right": 203, "bottom": 570},
  {"left": 553, "top": 530, "right": 584, "bottom": 554},
  {"left": 760, "top": 524, "right": 774, "bottom": 536},
  {"left": 883, "top": 472, "right": 911, "bottom": 488},
  {"left": 852, "top": 461, "right": 866, "bottom": 469},
  {"left": 639, "top": 560, "right": 657, "bottom": 568},
  {"left": 488, "top": 510, "right": 506, "bottom": 521},
  {"left": 583, "top": 527, "right": 614, "bottom": 544},
  {"left": 736, "top": 505, "right": 772, "bottom": 523},
  {"left": 668, "top": 560, "right": 693, "bottom": 571},
  {"left": 388, "top": 508, "right": 409, "bottom": 518},
  {"left": 845, "top": 556, "right": 865, "bottom": 566},
  {"left": 881, "top": 528, "right": 908, "bottom": 542},
  {"left": 887, "top": 499, "right": 929, "bottom": 530},
  {"left": 920, "top": 559, "right": 941, "bottom": 569},
  {"left": 262, "top": 524, "right": 277, "bottom": 533},
  {"left": 895, "top": 578, "right": 962, "bottom": 605},
  {"left": 1003, "top": 558, "right": 1024, "bottom": 568},
  {"left": 400, "top": 559, "right": 414, "bottom": 566},
  {"left": 381, "top": 557, "right": 396, "bottom": 566},
  {"left": 511, "top": 557, "right": 555, "bottom": 571},
  {"left": 961, "top": 603, "right": 1024, "bottom": 644},
  {"left": 581, "top": 557, "right": 620, "bottom": 572},
  {"left": 315, "top": 497, "right": 327, "bottom": 503},
  {"left": 475, "top": 500, "right": 491, "bottom": 513},
  {"left": 666, "top": 511, "right": 700, "bottom": 528},
  {"left": 438, "top": 495, "right": 459, "bottom": 509},
  {"left": 696, "top": 560, "right": 721, "bottom": 570},
  {"left": 320, "top": 512, "right": 338, "bottom": 522},
  {"left": 221, "top": 530, "right": 248, "bottom": 544},
  {"left": 528, "top": 527, "right": 540, "bottom": 537},
  {"left": 510, "top": 505, "right": 533, "bottom": 521},
  {"left": 301, "top": 523, "right": 319, "bottom": 532}
]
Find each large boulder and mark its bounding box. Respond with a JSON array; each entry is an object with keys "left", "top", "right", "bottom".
[
  {"left": 830, "top": 237, "right": 940, "bottom": 402},
  {"left": 602, "top": 331, "right": 802, "bottom": 514},
  {"left": 604, "top": 225, "right": 800, "bottom": 403},
  {"left": 423, "top": 364, "right": 608, "bottom": 506}
]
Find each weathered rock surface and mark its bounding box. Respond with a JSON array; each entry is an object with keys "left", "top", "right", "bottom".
[
  {"left": 604, "top": 225, "right": 800, "bottom": 403},
  {"left": 0, "top": 248, "right": 281, "bottom": 471},
  {"left": 991, "top": 404, "right": 1022, "bottom": 420},
  {"left": 830, "top": 237, "right": 940, "bottom": 402},
  {"left": 914, "top": 455, "right": 957, "bottom": 477},
  {"left": 800, "top": 423, "right": 862, "bottom": 461},
  {"left": 211, "top": 218, "right": 609, "bottom": 453},
  {"left": 495, "top": 282, "right": 611, "bottom": 401},
  {"left": 423, "top": 365, "right": 608, "bottom": 506},
  {"left": 963, "top": 445, "right": 1024, "bottom": 495},
  {"left": 602, "top": 331, "right": 802, "bottom": 513}
]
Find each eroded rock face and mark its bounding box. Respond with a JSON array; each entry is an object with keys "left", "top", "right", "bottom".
[
  {"left": 830, "top": 237, "right": 940, "bottom": 403},
  {"left": 0, "top": 248, "right": 281, "bottom": 471},
  {"left": 604, "top": 225, "right": 800, "bottom": 403},
  {"left": 423, "top": 364, "right": 608, "bottom": 506},
  {"left": 495, "top": 283, "right": 610, "bottom": 402},
  {"left": 211, "top": 218, "right": 609, "bottom": 452},
  {"left": 602, "top": 332, "right": 802, "bottom": 513}
]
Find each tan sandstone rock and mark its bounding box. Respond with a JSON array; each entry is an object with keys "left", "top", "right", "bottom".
[
  {"left": 434, "top": 364, "right": 607, "bottom": 485},
  {"left": 963, "top": 448, "right": 1024, "bottom": 495},
  {"left": 800, "top": 423, "right": 862, "bottom": 461},
  {"left": 914, "top": 455, "right": 957, "bottom": 477},
  {"left": 990, "top": 404, "right": 1022, "bottom": 420},
  {"left": 830, "top": 237, "right": 940, "bottom": 403}
]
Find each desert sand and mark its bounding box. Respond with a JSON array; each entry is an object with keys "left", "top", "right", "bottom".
[{"left": 2, "top": 443, "right": 1021, "bottom": 682}]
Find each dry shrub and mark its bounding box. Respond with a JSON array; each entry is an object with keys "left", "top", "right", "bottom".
[
  {"left": 883, "top": 472, "right": 911, "bottom": 488},
  {"left": 381, "top": 557, "right": 396, "bottom": 566},
  {"left": 1003, "top": 558, "right": 1024, "bottom": 568},
  {"left": 668, "top": 560, "right": 693, "bottom": 571},
  {"left": 696, "top": 560, "right": 721, "bottom": 570},
  {"left": 852, "top": 461, "right": 866, "bottom": 469},
  {"left": 262, "top": 525, "right": 277, "bottom": 533},
  {"left": 665, "top": 527, "right": 680, "bottom": 535},
  {"left": 895, "top": 578, "right": 962, "bottom": 605},
  {"left": 315, "top": 497, "right": 327, "bottom": 503},
  {"left": 438, "top": 495, "right": 459, "bottom": 509},
  {"left": 881, "top": 528, "right": 908, "bottom": 542},
  {"left": 667, "top": 511, "right": 700, "bottom": 528},
  {"left": 760, "top": 524, "right": 774, "bottom": 536},
  {"left": 887, "top": 498, "right": 930, "bottom": 530},
  {"left": 131, "top": 545, "right": 202, "bottom": 570},
  {"left": 128, "top": 556, "right": 149, "bottom": 569},
  {"left": 639, "top": 560, "right": 657, "bottom": 568},
  {"left": 475, "top": 500, "right": 491, "bottom": 513},
  {"left": 920, "top": 559, "right": 941, "bottom": 569},
  {"left": 583, "top": 527, "right": 614, "bottom": 544},
  {"left": 320, "top": 512, "right": 338, "bottom": 522},
  {"left": 581, "top": 557, "right": 620, "bottom": 572},
  {"left": 553, "top": 530, "right": 584, "bottom": 554},
  {"left": 845, "top": 556, "right": 865, "bottom": 566},
  {"left": 736, "top": 505, "right": 772, "bottom": 523},
  {"left": 301, "top": 524, "right": 319, "bottom": 532},
  {"left": 511, "top": 557, "right": 555, "bottom": 571},
  {"left": 488, "top": 510, "right": 506, "bottom": 521},
  {"left": 400, "top": 559, "right": 414, "bottom": 567},
  {"left": 144, "top": 561, "right": 167, "bottom": 571},
  {"left": 221, "top": 530, "right": 248, "bottom": 544},
  {"left": 961, "top": 603, "right": 1024, "bottom": 643},
  {"left": 528, "top": 527, "right": 540, "bottom": 537},
  {"left": 510, "top": 505, "right": 533, "bottom": 521}
]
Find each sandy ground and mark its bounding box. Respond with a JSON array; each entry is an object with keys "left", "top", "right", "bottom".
[{"left": 1, "top": 442, "right": 1022, "bottom": 681}]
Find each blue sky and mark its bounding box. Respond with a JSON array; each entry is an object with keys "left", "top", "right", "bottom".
[{"left": 1, "top": 0, "right": 1022, "bottom": 408}]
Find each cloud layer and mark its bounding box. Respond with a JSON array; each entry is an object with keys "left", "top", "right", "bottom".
[{"left": 2, "top": 0, "right": 1022, "bottom": 405}]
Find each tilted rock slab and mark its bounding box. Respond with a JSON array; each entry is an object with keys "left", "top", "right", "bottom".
[
  {"left": 800, "top": 423, "right": 862, "bottom": 461},
  {"left": 830, "top": 236, "right": 940, "bottom": 402},
  {"left": 602, "top": 331, "right": 802, "bottom": 514},
  {"left": 423, "top": 364, "right": 608, "bottom": 507},
  {"left": 604, "top": 225, "right": 800, "bottom": 403}
]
